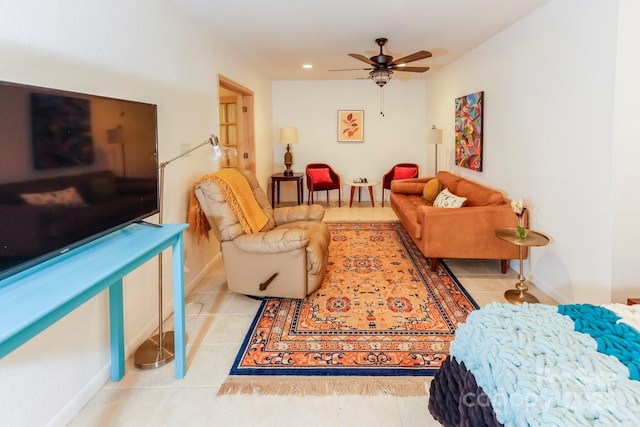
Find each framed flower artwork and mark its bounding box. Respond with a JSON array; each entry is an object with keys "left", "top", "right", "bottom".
[{"left": 338, "top": 110, "right": 364, "bottom": 142}]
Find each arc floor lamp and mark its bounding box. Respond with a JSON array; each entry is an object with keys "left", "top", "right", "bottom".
[{"left": 134, "top": 135, "right": 227, "bottom": 369}]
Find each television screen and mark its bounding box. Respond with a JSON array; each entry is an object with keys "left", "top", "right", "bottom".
[{"left": 0, "top": 81, "right": 159, "bottom": 280}]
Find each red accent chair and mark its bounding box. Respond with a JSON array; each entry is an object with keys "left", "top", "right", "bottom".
[
  {"left": 306, "top": 163, "right": 341, "bottom": 207},
  {"left": 381, "top": 163, "right": 419, "bottom": 207}
]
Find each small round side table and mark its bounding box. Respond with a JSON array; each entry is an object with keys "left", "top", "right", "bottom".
[
  {"left": 495, "top": 227, "right": 550, "bottom": 304},
  {"left": 348, "top": 180, "right": 379, "bottom": 207}
]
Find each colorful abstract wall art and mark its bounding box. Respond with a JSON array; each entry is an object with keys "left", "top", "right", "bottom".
[{"left": 455, "top": 91, "right": 484, "bottom": 171}]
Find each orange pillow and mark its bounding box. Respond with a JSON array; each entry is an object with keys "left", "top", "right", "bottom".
[
  {"left": 393, "top": 166, "right": 417, "bottom": 180},
  {"left": 308, "top": 168, "right": 332, "bottom": 184},
  {"left": 422, "top": 178, "right": 441, "bottom": 203}
]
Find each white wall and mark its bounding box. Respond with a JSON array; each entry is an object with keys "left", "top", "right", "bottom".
[
  {"left": 0, "top": 1, "right": 272, "bottom": 426},
  {"left": 425, "top": 0, "right": 622, "bottom": 304},
  {"left": 272, "top": 79, "right": 428, "bottom": 205},
  {"left": 611, "top": 0, "right": 640, "bottom": 302}
]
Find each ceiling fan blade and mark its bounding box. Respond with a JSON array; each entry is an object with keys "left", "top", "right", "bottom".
[
  {"left": 329, "top": 67, "right": 373, "bottom": 72},
  {"left": 348, "top": 53, "right": 376, "bottom": 66},
  {"left": 391, "top": 50, "right": 432, "bottom": 66},
  {"left": 393, "top": 66, "right": 430, "bottom": 73}
]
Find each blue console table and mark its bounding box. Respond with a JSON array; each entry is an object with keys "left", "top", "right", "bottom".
[{"left": 0, "top": 222, "right": 188, "bottom": 381}]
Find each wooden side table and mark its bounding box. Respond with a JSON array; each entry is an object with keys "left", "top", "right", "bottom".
[
  {"left": 271, "top": 172, "right": 303, "bottom": 207},
  {"left": 495, "top": 227, "right": 550, "bottom": 304},
  {"left": 348, "top": 180, "right": 379, "bottom": 207}
]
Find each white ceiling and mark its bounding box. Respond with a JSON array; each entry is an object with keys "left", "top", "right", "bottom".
[{"left": 172, "top": 0, "right": 551, "bottom": 81}]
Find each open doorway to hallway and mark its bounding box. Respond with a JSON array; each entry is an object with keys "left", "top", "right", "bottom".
[{"left": 218, "top": 75, "right": 255, "bottom": 173}]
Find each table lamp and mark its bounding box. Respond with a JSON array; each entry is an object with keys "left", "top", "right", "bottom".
[{"left": 280, "top": 127, "right": 298, "bottom": 176}]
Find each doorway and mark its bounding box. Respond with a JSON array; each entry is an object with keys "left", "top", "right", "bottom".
[{"left": 218, "top": 75, "right": 255, "bottom": 173}]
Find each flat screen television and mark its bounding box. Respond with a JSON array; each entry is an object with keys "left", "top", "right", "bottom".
[{"left": 0, "top": 80, "right": 159, "bottom": 281}]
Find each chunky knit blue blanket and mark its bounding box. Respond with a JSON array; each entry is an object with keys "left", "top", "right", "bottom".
[{"left": 432, "top": 303, "right": 640, "bottom": 426}]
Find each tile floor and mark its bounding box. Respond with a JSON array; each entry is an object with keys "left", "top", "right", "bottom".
[{"left": 69, "top": 202, "right": 555, "bottom": 427}]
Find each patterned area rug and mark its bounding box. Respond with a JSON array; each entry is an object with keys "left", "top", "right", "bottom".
[{"left": 219, "top": 222, "right": 478, "bottom": 395}]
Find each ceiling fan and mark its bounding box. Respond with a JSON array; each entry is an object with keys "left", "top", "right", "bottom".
[{"left": 330, "top": 38, "right": 432, "bottom": 87}]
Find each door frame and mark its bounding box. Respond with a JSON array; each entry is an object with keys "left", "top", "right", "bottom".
[{"left": 218, "top": 74, "right": 255, "bottom": 173}]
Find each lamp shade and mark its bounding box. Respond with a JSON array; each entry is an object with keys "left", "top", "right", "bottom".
[
  {"left": 370, "top": 69, "right": 393, "bottom": 87},
  {"left": 280, "top": 127, "right": 299, "bottom": 145},
  {"left": 425, "top": 126, "right": 443, "bottom": 145},
  {"left": 106, "top": 125, "right": 123, "bottom": 144}
]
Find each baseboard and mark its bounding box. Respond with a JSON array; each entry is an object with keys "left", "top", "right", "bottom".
[
  {"left": 185, "top": 253, "right": 221, "bottom": 295},
  {"left": 46, "top": 365, "right": 111, "bottom": 427},
  {"left": 48, "top": 253, "right": 224, "bottom": 426}
]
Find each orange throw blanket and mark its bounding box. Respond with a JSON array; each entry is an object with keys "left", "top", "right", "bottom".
[{"left": 188, "top": 169, "right": 269, "bottom": 242}]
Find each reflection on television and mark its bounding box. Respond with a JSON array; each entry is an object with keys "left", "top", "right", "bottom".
[{"left": 0, "top": 81, "right": 159, "bottom": 280}]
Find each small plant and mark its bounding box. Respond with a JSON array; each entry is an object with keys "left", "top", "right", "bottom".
[{"left": 511, "top": 199, "right": 527, "bottom": 239}]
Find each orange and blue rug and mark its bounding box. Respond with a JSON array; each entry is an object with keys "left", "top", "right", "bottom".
[{"left": 219, "top": 222, "right": 478, "bottom": 395}]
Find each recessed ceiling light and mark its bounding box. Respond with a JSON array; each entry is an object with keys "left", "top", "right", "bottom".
[{"left": 302, "top": 64, "right": 313, "bottom": 69}]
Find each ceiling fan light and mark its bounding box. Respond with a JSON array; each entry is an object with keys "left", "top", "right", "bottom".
[{"left": 370, "top": 69, "right": 393, "bottom": 87}]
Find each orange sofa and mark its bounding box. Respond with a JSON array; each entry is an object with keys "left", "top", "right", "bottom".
[{"left": 390, "top": 171, "right": 525, "bottom": 273}]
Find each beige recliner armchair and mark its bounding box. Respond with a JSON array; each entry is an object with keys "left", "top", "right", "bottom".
[{"left": 193, "top": 168, "right": 330, "bottom": 299}]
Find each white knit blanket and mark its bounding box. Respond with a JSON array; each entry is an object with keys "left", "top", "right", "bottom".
[{"left": 450, "top": 303, "right": 640, "bottom": 426}]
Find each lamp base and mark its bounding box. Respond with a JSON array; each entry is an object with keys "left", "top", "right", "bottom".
[
  {"left": 283, "top": 144, "right": 293, "bottom": 176},
  {"left": 504, "top": 289, "right": 539, "bottom": 305},
  {"left": 134, "top": 331, "right": 175, "bottom": 369}
]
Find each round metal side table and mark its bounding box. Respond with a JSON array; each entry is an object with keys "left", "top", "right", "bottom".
[{"left": 495, "top": 227, "right": 550, "bottom": 304}]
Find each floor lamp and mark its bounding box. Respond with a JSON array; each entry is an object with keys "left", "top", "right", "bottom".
[
  {"left": 106, "top": 125, "right": 126, "bottom": 176},
  {"left": 426, "top": 125, "right": 443, "bottom": 174},
  {"left": 134, "top": 135, "right": 223, "bottom": 369}
]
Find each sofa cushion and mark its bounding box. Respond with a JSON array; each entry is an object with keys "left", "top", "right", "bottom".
[
  {"left": 394, "top": 166, "right": 418, "bottom": 180},
  {"left": 456, "top": 180, "right": 504, "bottom": 206},
  {"left": 422, "top": 178, "right": 441, "bottom": 203},
  {"left": 47, "top": 195, "right": 153, "bottom": 238},
  {"left": 308, "top": 168, "right": 332, "bottom": 184},
  {"left": 437, "top": 171, "right": 462, "bottom": 194},
  {"left": 390, "top": 193, "right": 425, "bottom": 240},
  {"left": 87, "top": 176, "right": 118, "bottom": 202},
  {"left": 433, "top": 188, "right": 466, "bottom": 208},
  {"left": 20, "top": 187, "right": 87, "bottom": 207},
  {"left": 391, "top": 178, "right": 430, "bottom": 195}
]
